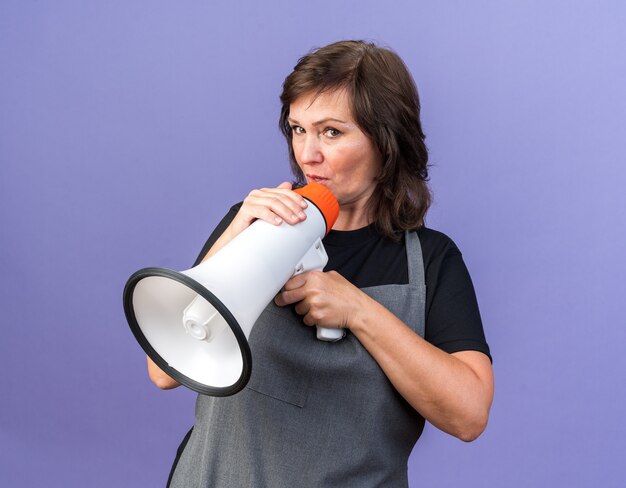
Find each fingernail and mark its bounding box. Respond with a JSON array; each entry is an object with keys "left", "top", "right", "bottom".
[
  {"left": 298, "top": 211, "right": 306, "bottom": 219},
  {"left": 300, "top": 200, "right": 308, "bottom": 208},
  {"left": 275, "top": 217, "right": 283, "bottom": 224}
]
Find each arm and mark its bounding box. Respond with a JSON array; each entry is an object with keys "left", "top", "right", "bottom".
[
  {"left": 147, "top": 356, "right": 181, "bottom": 390},
  {"left": 147, "top": 181, "right": 309, "bottom": 390},
  {"left": 348, "top": 289, "right": 493, "bottom": 442},
  {"left": 274, "top": 270, "right": 494, "bottom": 442}
]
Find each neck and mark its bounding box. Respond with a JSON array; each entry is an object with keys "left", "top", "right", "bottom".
[{"left": 333, "top": 201, "right": 372, "bottom": 231}]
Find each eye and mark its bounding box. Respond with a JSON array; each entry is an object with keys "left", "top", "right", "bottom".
[
  {"left": 291, "top": 125, "right": 305, "bottom": 135},
  {"left": 324, "top": 127, "right": 341, "bottom": 138}
]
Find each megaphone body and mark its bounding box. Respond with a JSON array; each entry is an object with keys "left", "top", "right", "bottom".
[{"left": 124, "top": 182, "right": 340, "bottom": 396}]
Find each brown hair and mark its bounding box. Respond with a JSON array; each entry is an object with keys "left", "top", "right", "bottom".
[{"left": 279, "top": 40, "right": 431, "bottom": 239}]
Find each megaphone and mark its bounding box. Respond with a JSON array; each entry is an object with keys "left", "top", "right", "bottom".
[{"left": 123, "top": 182, "right": 341, "bottom": 397}]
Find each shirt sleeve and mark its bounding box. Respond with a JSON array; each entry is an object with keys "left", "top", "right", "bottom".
[{"left": 420, "top": 229, "right": 492, "bottom": 362}]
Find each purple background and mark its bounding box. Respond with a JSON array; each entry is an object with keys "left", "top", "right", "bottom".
[{"left": 1, "top": 1, "right": 625, "bottom": 487}]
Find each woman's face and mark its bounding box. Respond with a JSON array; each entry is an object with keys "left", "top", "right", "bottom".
[{"left": 288, "top": 89, "right": 381, "bottom": 208}]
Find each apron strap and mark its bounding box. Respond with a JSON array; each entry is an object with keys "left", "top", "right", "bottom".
[{"left": 405, "top": 230, "right": 425, "bottom": 287}]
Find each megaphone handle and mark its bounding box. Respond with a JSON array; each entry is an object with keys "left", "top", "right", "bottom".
[
  {"left": 316, "top": 326, "right": 345, "bottom": 341},
  {"left": 294, "top": 239, "right": 345, "bottom": 342}
]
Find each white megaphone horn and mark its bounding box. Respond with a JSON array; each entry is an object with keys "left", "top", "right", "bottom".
[{"left": 123, "top": 182, "right": 341, "bottom": 396}]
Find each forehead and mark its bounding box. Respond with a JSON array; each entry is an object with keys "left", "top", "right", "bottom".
[{"left": 289, "top": 89, "right": 354, "bottom": 121}]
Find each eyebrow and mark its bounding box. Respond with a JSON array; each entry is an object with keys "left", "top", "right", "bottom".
[{"left": 288, "top": 117, "right": 349, "bottom": 126}]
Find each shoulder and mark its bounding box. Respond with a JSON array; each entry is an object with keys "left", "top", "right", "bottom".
[
  {"left": 415, "top": 227, "right": 491, "bottom": 360},
  {"left": 414, "top": 227, "right": 478, "bottom": 317},
  {"left": 229, "top": 202, "right": 243, "bottom": 213},
  {"left": 219, "top": 202, "right": 243, "bottom": 229},
  {"left": 415, "top": 227, "right": 462, "bottom": 267},
  {"left": 416, "top": 226, "right": 459, "bottom": 248}
]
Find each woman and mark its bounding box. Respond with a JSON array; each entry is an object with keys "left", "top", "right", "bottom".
[{"left": 150, "top": 40, "right": 494, "bottom": 487}]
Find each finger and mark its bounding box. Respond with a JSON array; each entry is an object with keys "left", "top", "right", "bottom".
[
  {"left": 242, "top": 197, "right": 300, "bottom": 225},
  {"left": 275, "top": 182, "right": 308, "bottom": 209},
  {"left": 294, "top": 300, "right": 310, "bottom": 317},
  {"left": 301, "top": 313, "right": 316, "bottom": 327},
  {"left": 249, "top": 191, "right": 307, "bottom": 224},
  {"left": 257, "top": 185, "right": 307, "bottom": 207},
  {"left": 283, "top": 274, "right": 308, "bottom": 291},
  {"left": 254, "top": 201, "right": 295, "bottom": 225},
  {"left": 274, "top": 287, "right": 307, "bottom": 306},
  {"left": 266, "top": 183, "right": 308, "bottom": 210}
]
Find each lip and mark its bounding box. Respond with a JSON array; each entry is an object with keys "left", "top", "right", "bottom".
[{"left": 306, "top": 174, "right": 329, "bottom": 182}]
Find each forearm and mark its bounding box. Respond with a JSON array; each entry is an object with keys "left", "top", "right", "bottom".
[
  {"left": 200, "top": 224, "right": 239, "bottom": 262},
  {"left": 349, "top": 294, "right": 493, "bottom": 442}
]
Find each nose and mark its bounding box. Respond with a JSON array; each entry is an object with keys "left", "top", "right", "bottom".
[{"left": 298, "top": 134, "right": 323, "bottom": 166}]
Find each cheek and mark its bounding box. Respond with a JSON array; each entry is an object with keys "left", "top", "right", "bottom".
[
  {"left": 358, "top": 144, "right": 382, "bottom": 178},
  {"left": 291, "top": 142, "right": 304, "bottom": 167},
  {"left": 335, "top": 146, "right": 380, "bottom": 179}
]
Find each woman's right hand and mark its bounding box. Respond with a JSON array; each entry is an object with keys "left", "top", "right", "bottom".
[{"left": 202, "top": 182, "right": 308, "bottom": 262}]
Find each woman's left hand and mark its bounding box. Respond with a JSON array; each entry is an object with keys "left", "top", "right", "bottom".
[{"left": 274, "top": 270, "right": 363, "bottom": 330}]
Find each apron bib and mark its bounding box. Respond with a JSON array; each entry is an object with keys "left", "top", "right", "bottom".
[{"left": 169, "top": 231, "right": 426, "bottom": 488}]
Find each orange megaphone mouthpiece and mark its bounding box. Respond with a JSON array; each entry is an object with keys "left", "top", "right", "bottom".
[{"left": 294, "top": 181, "right": 339, "bottom": 235}]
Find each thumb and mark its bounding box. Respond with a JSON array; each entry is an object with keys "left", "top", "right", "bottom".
[{"left": 277, "top": 181, "right": 293, "bottom": 190}]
